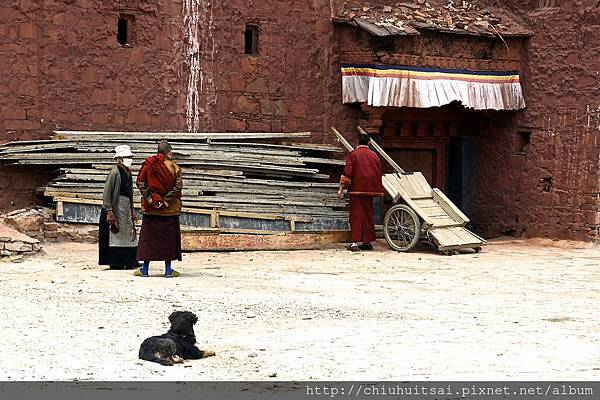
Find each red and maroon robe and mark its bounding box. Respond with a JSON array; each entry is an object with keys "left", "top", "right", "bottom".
[{"left": 340, "top": 145, "right": 383, "bottom": 243}]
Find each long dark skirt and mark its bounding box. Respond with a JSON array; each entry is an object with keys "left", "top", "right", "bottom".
[
  {"left": 98, "top": 208, "right": 138, "bottom": 269},
  {"left": 136, "top": 214, "right": 182, "bottom": 262},
  {"left": 349, "top": 195, "right": 376, "bottom": 243}
]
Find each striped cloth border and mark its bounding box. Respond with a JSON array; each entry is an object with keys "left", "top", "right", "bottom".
[
  {"left": 341, "top": 63, "right": 520, "bottom": 84},
  {"left": 340, "top": 62, "right": 526, "bottom": 110}
]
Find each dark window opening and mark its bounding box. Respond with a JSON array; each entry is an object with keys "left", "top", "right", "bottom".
[
  {"left": 541, "top": 177, "right": 552, "bottom": 192},
  {"left": 395, "top": 122, "right": 403, "bottom": 136},
  {"left": 443, "top": 123, "right": 451, "bottom": 136},
  {"left": 117, "top": 14, "right": 135, "bottom": 47},
  {"left": 516, "top": 131, "right": 531, "bottom": 154},
  {"left": 410, "top": 122, "right": 419, "bottom": 136},
  {"left": 427, "top": 123, "right": 436, "bottom": 136},
  {"left": 245, "top": 25, "right": 259, "bottom": 55}
]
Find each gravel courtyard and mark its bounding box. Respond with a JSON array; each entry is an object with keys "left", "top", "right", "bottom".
[{"left": 1, "top": 238, "right": 598, "bottom": 380}]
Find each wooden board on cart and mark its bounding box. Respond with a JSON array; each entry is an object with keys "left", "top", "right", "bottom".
[
  {"left": 382, "top": 171, "right": 485, "bottom": 251},
  {"left": 427, "top": 226, "right": 485, "bottom": 252},
  {"left": 382, "top": 172, "right": 469, "bottom": 228},
  {"left": 332, "top": 126, "right": 485, "bottom": 253}
]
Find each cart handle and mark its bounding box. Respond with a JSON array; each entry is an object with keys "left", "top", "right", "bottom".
[
  {"left": 330, "top": 127, "right": 355, "bottom": 153},
  {"left": 357, "top": 126, "right": 405, "bottom": 174}
]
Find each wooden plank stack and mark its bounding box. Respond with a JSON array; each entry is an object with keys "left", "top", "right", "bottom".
[{"left": 0, "top": 131, "right": 349, "bottom": 234}]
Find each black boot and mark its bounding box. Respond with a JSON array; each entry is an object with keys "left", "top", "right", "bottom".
[{"left": 359, "top": 242, "right": 373, "bottom": 251}]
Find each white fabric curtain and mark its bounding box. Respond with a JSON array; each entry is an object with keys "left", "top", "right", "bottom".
[{"left": 342, "top": 66, "right": 526, "bottom": 111}]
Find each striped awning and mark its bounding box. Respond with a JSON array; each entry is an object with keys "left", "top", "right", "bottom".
[{"left": 341, "top": 63, "right": 526, "bottom": 111}]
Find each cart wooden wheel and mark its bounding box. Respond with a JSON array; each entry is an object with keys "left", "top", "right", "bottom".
[{"left": 383, "top": 204, "right": 421, "bottom": 252}]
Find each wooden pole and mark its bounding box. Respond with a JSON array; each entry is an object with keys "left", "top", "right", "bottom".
[
  {"left": 357, "top": 126, "right": 404, "bottom": 173},
  {"left": 330, "top": 127, "right": 354, "bottom": 153}
]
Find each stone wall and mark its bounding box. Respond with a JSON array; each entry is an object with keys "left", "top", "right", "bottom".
[
  {"left": 1, "top": 1, "right": 187, "bottom": 142},
  {"left": 0, "top": 211, "right": 42, "bottom": 263},
  {"left": 472, "top": 0, "right": 599, "bottom": 241},
  {"left": 201, "top": 0, "right": 362, "bottom": 138},
  {"left": 3, "top": 208, "right": 98, "bottom": 243}
]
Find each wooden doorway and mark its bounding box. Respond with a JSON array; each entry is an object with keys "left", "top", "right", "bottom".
[
  {"left": 380, "top": 138, "right": 448, "bottom": 189},
  {"left": 384, "top": 149, "right": 434, "bottom": 179},
  {"left": 375, "top": 106, "right": 464, "bottom": 223},
  {"left": 379, "top": 105, "right": 465, "bottom": 190}
]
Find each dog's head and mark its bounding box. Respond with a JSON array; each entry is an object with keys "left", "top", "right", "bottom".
[{"left": 168, "top": 311, "right": 198, "bottom": 336}]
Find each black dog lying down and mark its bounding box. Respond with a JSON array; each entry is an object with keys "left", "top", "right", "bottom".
[{"left": 139, "top": 311, "right": 215, "bottom": 366}]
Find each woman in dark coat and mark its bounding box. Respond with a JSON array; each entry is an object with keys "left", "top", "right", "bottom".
[{"left": 98, "top": 144, "right": 139, "bottom": 269}]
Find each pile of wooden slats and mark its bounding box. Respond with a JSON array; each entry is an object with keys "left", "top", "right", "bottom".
[{"left": 0, "top": 131, "right": 350, "bottom": 234}]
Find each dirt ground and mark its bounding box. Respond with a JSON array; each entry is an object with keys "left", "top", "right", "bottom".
[{"left": 1, "top": 238, "right": 599, "bottom": 381}]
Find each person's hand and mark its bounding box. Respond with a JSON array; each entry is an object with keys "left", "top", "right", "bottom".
[
  {"left": 336, "top": 188, "right": 344, "bottom": 199},
  {"left": 107, "top": 210, "right": 119, "bottom": 233}
]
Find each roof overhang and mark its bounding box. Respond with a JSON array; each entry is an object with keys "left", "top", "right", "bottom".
[{"left": 332, "top": 1, "right": 532, "bottom": 39}]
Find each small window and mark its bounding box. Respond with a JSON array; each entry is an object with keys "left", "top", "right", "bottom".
[
  {"left": 443, "top": 123, "right": 451, "bottom": 136},
  {"left": 541, "top": 177, "right": 553, "bottom": 192},
  {"left": 117, "top": 14, "right": 135, "bottom": 47},
  {"left": 410, "top": 122, "right": 419, "bottom": 136},
  {"left": 516, "top": 131, "right": 531, "bottom": 154},
  {"left": 427, "top": 123, "right": 436, "bottom": 136},
  {"left": 244, "top": 24, "right": 259, "bottom": 55},
  {"left": 395, "top": 122, "right": 403, "bottom": 136}
]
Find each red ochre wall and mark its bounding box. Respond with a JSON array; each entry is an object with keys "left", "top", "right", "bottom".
[
  {"left": 1, "top": 0, "right": 598, "bottom": 241},
  {"left": 0, "top": 0, "right": 363, "bottom": 140},
  {"left": 0, "top": 0, "right": 362, "bottom": 209},
  {"left": 472, "top": 0, "right": 599, "bottom": 241}
]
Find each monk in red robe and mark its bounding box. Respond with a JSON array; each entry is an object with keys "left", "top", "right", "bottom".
[
  {"left": 337, "top": 134, "right": 383, "bottom": 251},
  {"left": 134, "top": 140, "right": 183, "bottom": 277}
]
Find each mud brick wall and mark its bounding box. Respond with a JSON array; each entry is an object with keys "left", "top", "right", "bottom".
[
  {"left": 0, "top": 1, "right": 188, "bottom": 141},
  {"left": 203, "top": 0, "right": 361, "bottom": 138},
  {"left": 1, "top": 0, "right": 598, "bottom": 241},
  {"left": 0, "top": 0, "right": 361, "bottom": 210},
  {"left": 0, "top": 3, "right": 41, "bottom": 144},
  {"left": 472, "top": 0, "right": 600, "bottom": 241},
  {"left": 0, "top": 0, "right": 359, "bottom": 143},
  {"left": 0, "top": 164, "right": 51, "bottom": 209}
]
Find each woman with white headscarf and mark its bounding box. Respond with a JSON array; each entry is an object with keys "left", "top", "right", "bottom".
[{"left": 98, "top": 144, "right": 139, "bottom": 269}]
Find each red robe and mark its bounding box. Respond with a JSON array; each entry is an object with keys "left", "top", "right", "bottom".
[
  {"left": 137, "top": 153, "right": 177, "bottom": 212},
  {"left": 340, "top": 145, "right": 383, "bottom": 243}
]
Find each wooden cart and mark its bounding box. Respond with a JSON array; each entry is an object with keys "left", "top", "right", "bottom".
[{"left": 332, "top": 127, "right": 486, "bottom": 254}]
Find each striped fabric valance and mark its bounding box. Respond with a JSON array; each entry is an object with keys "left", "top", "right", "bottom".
[{"left": 341, "top": 63, "right": 526, "bottom": 111}]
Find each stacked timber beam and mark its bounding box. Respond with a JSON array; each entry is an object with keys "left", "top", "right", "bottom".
[{"left": 0, "top": 131, "right": 349, "bottom": 238}]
